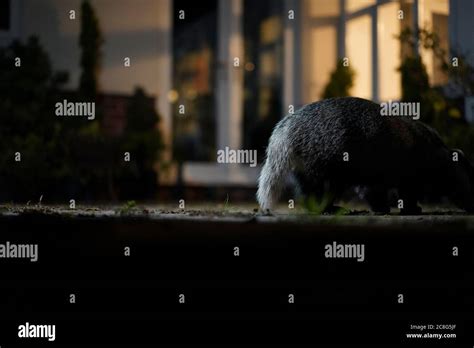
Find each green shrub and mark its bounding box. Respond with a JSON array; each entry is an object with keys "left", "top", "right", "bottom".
[{"left": 322, "top": 59, "right": 355, "bottom": 99}]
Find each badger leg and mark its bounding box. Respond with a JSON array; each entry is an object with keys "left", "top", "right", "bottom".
[
  {"left": 366, "top": 185, "right": 390, "bottom": 214},
  {"left": 398, "top": 184, "right": 422, "bottom": 215}
]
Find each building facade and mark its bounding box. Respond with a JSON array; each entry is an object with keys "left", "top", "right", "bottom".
[{"left": 1, "top": 0, "right": 473, "bottom": 187}]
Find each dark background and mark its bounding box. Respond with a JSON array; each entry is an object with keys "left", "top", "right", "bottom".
[{"left": 0, "top": 215, "right": 473, "bottom": 345}]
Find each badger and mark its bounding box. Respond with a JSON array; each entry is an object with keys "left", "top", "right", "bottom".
[{"left": 257, "top": 97, "right": 474, "bottom": 214}]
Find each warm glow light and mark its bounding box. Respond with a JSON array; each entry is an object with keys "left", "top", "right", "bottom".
[
  {"left": 346, "top": 0, "right": 376, "bottom": 13},
  {"left": 307, "top": 0, "right": 340, "bottom": 17},
  {"left": 378, "top": 2, "right": 401, "bottom": 101},
  {"left": 186, "top": 88, "right": 197, "bottom": 100},
  {"left": 167, "top": 89, "right": 179, "bottom": 103},
  {"left": 418, "top": 0, "right": 449, "bottom": 85},
  {"left": 260, "top": 52, "right": 277, "bottom": 77},
  {"left": 311, "top": 26, "right": 337, "bottom": 99},
  {"left": 346, "top": 14, "right": 372, "bottom": 99},
  {"left": 260, "top": 16, "right": 282, "bottom": 45},
  {"left": 245, "top": 62, "right": 255, "bottom": 72}
]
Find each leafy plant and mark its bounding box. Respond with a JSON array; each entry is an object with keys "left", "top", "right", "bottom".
[
  {"left": 0, "top": 37, "right": 70, "bottom": 201},
  {"left": 117, "top": 87, "right": 164, "bottom": 200},
  {"left": 322, "top": 59, "right": 355, "bottom": 99},
  {"left": 397, "top": 27, "right": 474, "bottom": 161},
  {"left": 79, "top": 0, "right": 103, "bottom": 101},
  {"left": 118, "top": 200, "right": 138, "bottom": 215}
]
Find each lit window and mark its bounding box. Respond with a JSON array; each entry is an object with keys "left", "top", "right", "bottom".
[
  {"left": 346, "top": 14, "right": 372, "bottom": 99},
  {"left": 418, "top": 0, "right": 449, "bottom": 85},
  {"left": 172, "top": 0, "right": 218, "bottom": 161},
  {"left": 243, "top": 0, "right": 283, "bottom": 160},
  {"left": 260, "top": 16, "right": 281, "bottom": 44},
  {"left": 311, "top": 26, "right": 337, "bottom": 99},
  {"left": 378, "top": 1, "right": 401, "bottom": 101},
  {"left": 307, "top": 0, "right": 340, "bottom": 17},
  {"left": 346, "top": 0, "right": 376, "bottom": 13}
]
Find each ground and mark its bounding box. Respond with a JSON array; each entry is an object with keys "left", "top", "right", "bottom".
[
  {"left": 1, "top": 202, "right": 474, "bottom": 232},
  {"left": 1, "top": 202, "right": 473, "bottom": 344}
]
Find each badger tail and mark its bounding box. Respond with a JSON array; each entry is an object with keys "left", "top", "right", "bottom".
[{"left": 257, "top": 121, "right": 294, "bottom": 211}]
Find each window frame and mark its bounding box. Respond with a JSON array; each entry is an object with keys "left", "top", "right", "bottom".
[
  {"left": 0, "top": 0, "right": 20, "bottom": 41},
  {"left": 303, "top": 0, "right": 450, "bottom": 102}
]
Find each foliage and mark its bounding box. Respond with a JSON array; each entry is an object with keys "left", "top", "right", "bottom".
[
  {"left": 303, "top": 193, "right": 351, "bottom": 215},
  {"left": 303, "top": 195, "right": 331, "bottom": 215},
  {"left": 117, "top": 87, "right": 164, "bottom": 200},
  {"left": 398, "top": 56, "right": 430, "bottom": 102},
  {"left": 397, "top": 27, "right": 474, "bottom": 161},
  {"left": 0, "top": 37, "right": 70, "bottom": 200},
  {"left": 118, "top": 200, "right": 138, "bottom": 215},
  {"left": 0, "top": 2, "right": 164, "bottom": 202},
  {"left": 79, "top": 0, "right": 103, "bottom": 100},
  {"left": 322, "top": 59, "right": 355, "bottom": 99}
]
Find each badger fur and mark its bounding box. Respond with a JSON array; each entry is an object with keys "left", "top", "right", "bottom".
[{"left": 257, "top": 97, "right": 474, "bottom": 214}]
